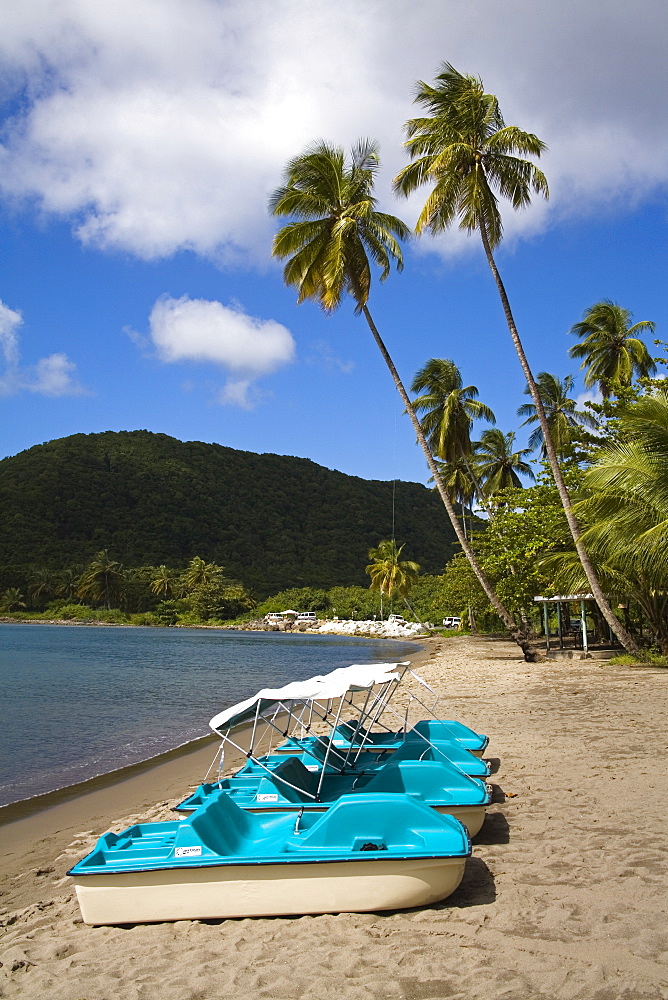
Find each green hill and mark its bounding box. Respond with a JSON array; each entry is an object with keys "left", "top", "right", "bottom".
[{"left": 0, "top": 430, "right": 460, "bottom": 596}]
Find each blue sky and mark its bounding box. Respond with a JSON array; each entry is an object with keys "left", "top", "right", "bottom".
[{"left": 1, "top": 0, "right": 666, "bottom": 486}]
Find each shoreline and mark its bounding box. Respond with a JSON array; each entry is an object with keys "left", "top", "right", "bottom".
[
  {"left": 1, "top": 625, "right": 424, "bottom": 816},
  {"left": 0, "top": 640, "right": 434, "bottom": 908}
]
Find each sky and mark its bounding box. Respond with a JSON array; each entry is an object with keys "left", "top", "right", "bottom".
[{"left": 0, "top": 0, "right": 666, "bottom": 487}]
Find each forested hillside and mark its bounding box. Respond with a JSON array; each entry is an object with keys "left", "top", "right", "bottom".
[{"left": 0, "top": 431, "right": 459, "bottom": 595}]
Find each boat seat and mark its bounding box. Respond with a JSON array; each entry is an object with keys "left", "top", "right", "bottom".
[
  {"left": 268, "top": 756, "right": 318, "bottom": 801},
  {"left": 187, "top": 792, "right": 255, "bottom": 855}
]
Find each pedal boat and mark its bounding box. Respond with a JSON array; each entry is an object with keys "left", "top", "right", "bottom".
[
  {"left": 275, "top": 718, "right": 489, "bottom": 758},
  {"left": 238, "top": 737, "right": 490, "bottom": 781},
  {"left": 175, "top": 756, "right": 492, "bottom": 836},
  {"left": 68, "top": 791, "right": 471, "bottom": 925}
]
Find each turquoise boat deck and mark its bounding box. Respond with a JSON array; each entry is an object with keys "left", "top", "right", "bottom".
[
  {"left": 69, "top": 791, "right": 472, "bottom": 875},
  {"left": 237, "top": 737, "right": 490, "bottom": 780},
  {"left": 285, "top": 718, "right": 489, "bottom": 756},
  {"left": 175, "top": 756, "right": 491, "bottom": 813}
]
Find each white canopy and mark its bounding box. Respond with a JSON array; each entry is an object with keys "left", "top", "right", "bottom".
[{"left": 208, "top": 661, "right": 407, "bottom": 734}]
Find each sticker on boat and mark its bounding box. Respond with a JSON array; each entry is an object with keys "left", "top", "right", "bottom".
[
  {"left": 256, "top": 793, "right": 279, "bottom": 802},
  {"left": 175, "top": 846, "right": 202, "bottom": 858}
]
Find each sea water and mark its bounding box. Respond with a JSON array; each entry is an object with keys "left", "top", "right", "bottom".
[{"left": 0, "top": 624, "right": 419, "bottom": 807}]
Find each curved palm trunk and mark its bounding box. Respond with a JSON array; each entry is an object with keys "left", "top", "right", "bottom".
[
  {"left": 361, "top": 304, "right": 541, "bottom": 662},
  {"left": 478, "top": 224, "right": 644, "bottom": 660},
  {"left": 401, "top": 595, "right": 435, "bottom": 634}
]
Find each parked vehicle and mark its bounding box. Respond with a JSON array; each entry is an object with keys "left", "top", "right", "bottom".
[
  {"left": 297, "top": 612, "right": 317, "bottom": 622},
  {"left": 442, "top": 616, "right": 462, "bottom": 629},
  {"left": 387, "top": 614, "right": 406, "bottom": 625}
]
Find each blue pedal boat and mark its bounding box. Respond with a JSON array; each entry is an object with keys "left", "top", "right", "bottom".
[
  {"left": 237, "top": 736, "right": 490, "bottom": 781},
  {"left": 174, "top": 756, "right": 492, "bottom": 836},
  {"left": 68, "top": 791, "right": 471, "bottom": 925},
  {"left": 275, "top": 717, "right": 488, "bottom": 758}
]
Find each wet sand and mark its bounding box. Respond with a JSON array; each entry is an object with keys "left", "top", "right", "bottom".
[{"left": 1, "top": 636, "right": 667, "bottom": 1000}]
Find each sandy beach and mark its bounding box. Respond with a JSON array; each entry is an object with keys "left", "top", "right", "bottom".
[{"left": 1, "top": 635, "right": 667, "bottom": 1000}]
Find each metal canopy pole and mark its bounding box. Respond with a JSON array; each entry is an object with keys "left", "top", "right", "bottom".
[{"left": 580, "top": 599, "right": 589, "bottom": 655}]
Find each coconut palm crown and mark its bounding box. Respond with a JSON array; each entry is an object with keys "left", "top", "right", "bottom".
[
  {"left": 270, "top": 139, "right": 410, "bottom": 312},
  {"left": 475, "top": 429, "right": 535, "bottom": 495},
  {"left": 393, "top": 62, "right": 548, "bottom": 248},
  {"left": 518, "top": 372, "right": 598, "bottom": 457},
  {"left": 410, "top": 358, "right": 495, "bottom": 462},
  {"left": 569, "top": 300, "right": 656, "bottom": 398},
  {"left": 366, "top": 540, "right": 420, "bottom": 600}
]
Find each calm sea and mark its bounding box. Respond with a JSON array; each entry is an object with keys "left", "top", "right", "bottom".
[{"left": 0, "top": 624, "right": 419, "bottom": 807}]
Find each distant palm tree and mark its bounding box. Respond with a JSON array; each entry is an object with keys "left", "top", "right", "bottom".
[
  {"left": 29, "top": 567, "right": 56, "bottom": 608},
  {"left": 77, "top": 550, "right": 125, "bottom": 609},
  {"left": 475, "top": 429, "right": 535, "bottom": 495},
  {"left": 0, "top": 587, "right": 26, "bottom": 612},
  {"left": 183, "top": 556, "right": 223, "bottom": 591},
  {"left": 410, "top": 358, "right": 495, "bottom": 463},
  {"left": 150, "top": 565, "right": 182, "bottom": 599},
  {"left": 366, "top": 539, "right": 425, "bottom": 624},
  {"left": 517, "top": 372, "right": 598, "bottom": 458},
  {"left": 271, "top": 139, "right": 538, "bottom": 659},
  {"left": 393, "top": 62, "right": 642, "bottom": 658},
  {"left": 55, "top": 567, "right": 84, "bottom": 602},
  {"left": 432, "top": 457, "right": 476, "bottom": 512},
  {"left": 569, "top": 300, "right": 656, "bottom": 398}
]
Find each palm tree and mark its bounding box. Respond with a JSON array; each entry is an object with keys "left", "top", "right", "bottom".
[
  {"left": 579, "top": 385, "right": 668, "bottom": 582},
  {"left": 29, "top": 567, "right": 56, "bottom": 608},
  {"left": 475, "top": 429, "right": 535, "bottom": 495},
  {"left": 569, "top": 300, "right": 656, "bottom": 398},
  {"left": 183, "top": 556, "right": 223, "bottom": 591},
  {"left": 517, "top": 372, "right": 598, "bottom": 458},
  {"left": 432, "top": 457, "right": 476, "bottom": 513},
  {"left": 366, "top": 539, "right": 421, "bottom": 621},
  {"left": 0, "top": 587, "right": 26, "bottom": 612},
  {"left": 77, "top": 550, "right": 125, "bottom": 609},
  {"left": 393, "top": 62, "right": 642, "bottom": 658},
  {"left": 410, "top": 358, "right": 495, "bottom": 463},
  {"left": 542, "top": 382, "right": 668, "bottom": 651},
  {"left": 271, "top": 139, "right": 539, "bottom": 660},
  {"left": 55, "top": 567, "right": 83, "bottom": 602},
  {"left": 411, "top": 357, "right": 495, "bottom": 518},
  {"left": 150, "top": 565, "right": 182, "bottom": 599}
]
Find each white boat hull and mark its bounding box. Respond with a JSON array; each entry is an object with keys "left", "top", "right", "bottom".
[
  {"left": 436, "top": 805, "right": 486, "bottom": 837},
  {"left": 73, "top": 855, "right": 467, "bottom": 925}
]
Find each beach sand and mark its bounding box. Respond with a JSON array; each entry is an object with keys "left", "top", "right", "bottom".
[{"left": 1, "top": 635, "right": 667, "bottom": 1000}]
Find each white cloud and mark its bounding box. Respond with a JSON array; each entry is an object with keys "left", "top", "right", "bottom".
[
  {"left": 217, "top": 379, "right": 255, "bottom": 410},
  {"left": 306, "top": 340, "right": 355, "bottom": 375},
  {"left": 0, "top": 0, "right": 666, "bottom": 262},
  {"left": 0, "top": 300, "right": 85, "bottom": 397},
  {"left": 576, "top": 389, "right": 603, "bottom": 409},
  {"left": 147, "top": 294, "right": 295, "bottom": 406}
]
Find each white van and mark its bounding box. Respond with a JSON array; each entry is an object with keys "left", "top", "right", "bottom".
[
  {"left": 297, "top": 612, "right": 317, "bottom": 622},
  {"left": 387, "top": 614, "right": 406, "bottom": 625},
  {"left": 442, "top": 616, "right": 462, "bottom": 629}
]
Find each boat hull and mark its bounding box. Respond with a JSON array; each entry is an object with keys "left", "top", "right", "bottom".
[{"left": 73, "top": 855, "right": 467, "bottom": 925}]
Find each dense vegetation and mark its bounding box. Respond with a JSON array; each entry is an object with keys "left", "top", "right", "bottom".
[{"left": 0, "top": 430, "right": 461, "bottom": 600}]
